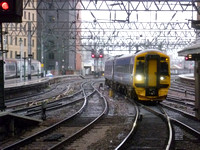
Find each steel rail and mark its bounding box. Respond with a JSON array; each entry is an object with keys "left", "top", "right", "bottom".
[
  {"left": 161, "top": 103, "right": 200, "bottom": 137},
  {"left": 170, "top": 118, "right": 200, "bottom": 139},
  {"left": 114, "top": 99, "right": 139, "bottom": 150},
  {"left": 144, "top": 103, "right": 200, "bottom": 147},
  {"left": 2, "top": 82, "right": 92, "bottom": 150},
  {"left": 48, "top": 82, "right": 108, "bottom": 150},
  {"left": 139, "top": 103, "right": 173, "bottom": 150},
  {"left": 157, "top": 105, "right": 173, "bottom": 150},
  {"left": 161, "top": 103, "right": 198, "bottom": 121}
]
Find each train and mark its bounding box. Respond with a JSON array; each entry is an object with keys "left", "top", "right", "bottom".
[
  {"left": 4, "top": 58, "right": 41, "bottom": 79},
  {"left": 104, "top": 49, "right": 171, "bottom": 102}
]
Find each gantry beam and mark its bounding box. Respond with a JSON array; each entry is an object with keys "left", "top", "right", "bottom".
[{"left": 2, "top": 0, "right": 200, "bottom": 53}]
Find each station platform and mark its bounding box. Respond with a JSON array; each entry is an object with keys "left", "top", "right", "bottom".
[
  {"left": 4, "top": 76, "right": 51, "bottom": 100},
  {"left": 4, "top": 75, "right": 82, "bottom": 100},
  {"left": 5, "top": 76, "right": 49, "bottom": 88},
  {"left": 0, "top": 112, "right": 41, "bottom": 140},
  {"left": 178, "top": 74, "right": 195, "bottom": 81}
]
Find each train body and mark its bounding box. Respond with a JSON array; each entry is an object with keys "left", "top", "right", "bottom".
[
  {"left": 4, "top": 59, "right": 41, "bottom": 79},
  {"left": 104, "top": 49, "right": 170, "bottom": 101}
]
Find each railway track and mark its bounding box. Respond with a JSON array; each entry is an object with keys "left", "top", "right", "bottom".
[
  {"left": 48, "top": 82, "right": 108, "bottom": 150},
  {"left": 12, "top": 89, "right": 84, "bottom": 117},
  {"left": 120, "top": 102, "right": 200, "bottom": 149},
  {"left": 169, "top": 78, "right": 195, "bottom": 97},
  {"left": 116, "top": 102, "right": 172, "bottom": 150},
  {"left": 158, "top": 104, "right": 200, "bottom": 149},
  {"left": 2, "top": 81, "right": 107, "bottom": 150},
  {"left": 6, "top": 79, "right": 83, "bottom": 111},
  {"left": 2, "top": 78, "right": 200, "bottom": 149}
]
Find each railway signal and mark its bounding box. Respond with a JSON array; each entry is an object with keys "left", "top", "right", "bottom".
[
  {"left": 1, "top": 1, "right": 9, "bottom": 10},
  {"left": 91, "top": 54, "right": 95, "bottom": 58},
  {"left": 0, "top": 0, "right": 23, "bottom": 22},
  {"left": 99, "top": 54, "right": 103, "bottom": 58},
  {"left": 91, "top": 49, "right": 96, "bottom": 58},
  {"left": 185, "top": 54, "right": 200, "bottom": 61},
  {"left": 91, "top": 49, "right": 104, "bottom": 58},
  {"left": 99, "top": 49, "right": 104, "bottom": 58}
]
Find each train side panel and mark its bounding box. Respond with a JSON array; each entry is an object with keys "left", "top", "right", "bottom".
[
  {"left": 114, "top": 55, "right": 133, "bottom": 86},
  {"left": 104, "top": 59, "right": 114, "bottom": 86},
  {"left": 4, "top": 59, "right": 41, "bottom": 79},
  {"left": 4, "top": 59, "right": 17, "bottom": 78}
]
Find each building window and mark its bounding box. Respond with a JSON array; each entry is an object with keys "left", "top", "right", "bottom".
[
  {"left": 48, "top": 3, "right": 53, "bottom": 9},
  {"left": 49, "top": 53, "right": 54, "bottom": 60},
  {"left": 5, "top": 35, "right": 8, "bottom": 45},
  {"left": 10, "top": 36, "right": 13, "bottom": 45},
  {"left": 32, "top": 39, "right": 34, "bottom": 47},
  {"left": 24, "top": 52, "right": 26, "bottom": 57},
  {"left": 15, "top": 37, "right": 17, "bottom": 45},
  {"left": 32, "top": 14, "right": 34, "bottom": 21},
  {"left": 15, "top": 51, "right": 17, "bottom": 58},
  {"left": 24, "top": 38, "right": 26, "bottom": 46},
  {"left": 10, "top": 51, "right": 13, "bottom": 58},
  {"left": 28, "top": 12, "right": 30, "bottom": 20},
  {"left": 23, "top": 24, "right": 27, "bottom": 33},
  {"left": 24, "top": 11, "right": 26, "bottom": 19},
  {"left": 48, "top": 16, "right": 55, "bottom": 22},
  {"left": 32, "top": 52, "right": 34, "bottom": 59}
]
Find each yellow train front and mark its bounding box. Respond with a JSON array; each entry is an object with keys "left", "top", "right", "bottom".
[
  {"left": 104, "top": 49, "right": 170, "bottom": 102},
  {"left": 133, "top": 50, "right": 170, "bottom": 101}
]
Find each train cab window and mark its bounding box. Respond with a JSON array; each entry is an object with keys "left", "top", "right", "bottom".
[
  {"left": 137, "top": 57, "right": 144, "bottom": 60},
  {"left": 136, "top": 61, "right": 144, "bottom": 74},
  {"left": 160, "top": 62, "right": 169, "bottom": 75}
]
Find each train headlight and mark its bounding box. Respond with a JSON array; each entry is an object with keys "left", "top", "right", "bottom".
[
  {"left": 136, "top": 74, "right": 143, "bottom": 81},
  {"left": 160, "top": 76, "right": 165, "bottom": 80}
]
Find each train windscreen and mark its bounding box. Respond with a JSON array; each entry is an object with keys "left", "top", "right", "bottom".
[
  {"left": 136, "top": 61, "right": 144, "bottom": 75},
  {"left": 160, "top": 62, "right": 169, "bottom": 75}
]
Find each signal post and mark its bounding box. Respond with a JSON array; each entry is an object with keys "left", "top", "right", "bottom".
[
  {"left": 0, "top": 0, "right": 23, "bottom": 111},
  {"left": 91, "top": 49, "right": 104, "bottom": 78}
]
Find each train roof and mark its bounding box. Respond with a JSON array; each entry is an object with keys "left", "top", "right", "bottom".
[
  {"left": 5, "top": 58, "right": 40, "bottom": 62},
  {"left": 136, "top": 49, "right": 168, "bottom": 55},
  {"left": 105, "top": 49, "right": 168, "bottom": 62}
]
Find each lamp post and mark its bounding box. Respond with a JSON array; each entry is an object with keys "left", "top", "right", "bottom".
[{"left": 27, "top": 54, "right": 32, "bottom": 80}]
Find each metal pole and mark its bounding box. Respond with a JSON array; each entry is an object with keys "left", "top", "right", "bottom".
[
  {"left": 0, "top": 22, "right": 6, "bottom": 111},
  {"left": 28, "top": 22, "right": 31, "bottom": 80},
  {"left": 41, "top": 32, "right": 44, "bottom": 77},
  {"left": 19, "top": 38, "right": 22, "bottom": 81},
  {"left": 23, "top": 58, "right": 26, "bottom": 81}
]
